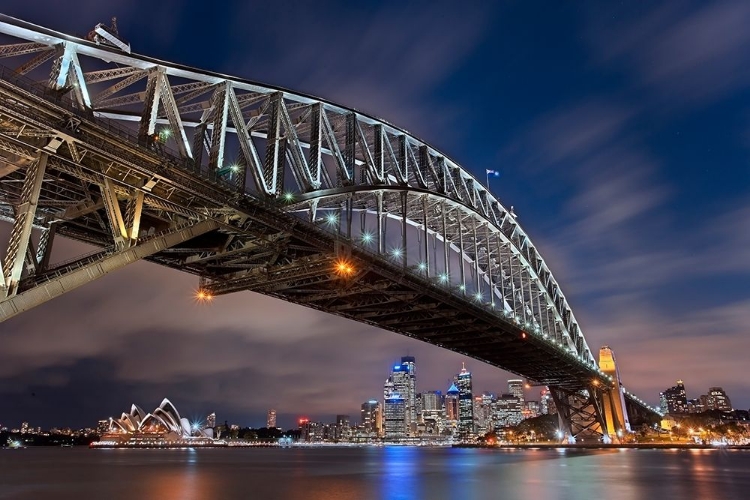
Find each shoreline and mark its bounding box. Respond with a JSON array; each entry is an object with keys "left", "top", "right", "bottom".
[{"left": 456, "top": 443, "right": 750, "bottom": 450}]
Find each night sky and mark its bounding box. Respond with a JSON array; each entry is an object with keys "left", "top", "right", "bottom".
[{"left": 0, "top": 1, "right": 748, "bottom": 430}]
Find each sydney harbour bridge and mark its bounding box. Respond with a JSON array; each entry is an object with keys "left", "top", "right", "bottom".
[{"left": 0, "top": 15, "right": 659, "bottom": 441}]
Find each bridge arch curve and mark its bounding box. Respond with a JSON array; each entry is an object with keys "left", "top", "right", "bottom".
[{"left": 0, "top": 14, "right": 660, "bottom": 437}]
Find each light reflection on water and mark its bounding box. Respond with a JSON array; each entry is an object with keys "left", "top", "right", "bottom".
[{"left": 0, "top": 447, "right": 749, "bottom": 500}]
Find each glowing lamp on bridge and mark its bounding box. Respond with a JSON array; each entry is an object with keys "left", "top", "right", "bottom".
[
  {"left": 195, "top": 289, "right": 213, "bottom": 302},
  {"left": 283, "top": 192, "right": 294, "bottom": 202},
  {"left": 325, "top": 213, "right": 338, "bottom": 226},
  {"left": 334, "top": 260, "right": 355, "bottom": 276},
  {"left": 360, "top": 231, "right": 373, "bottom": 244}
]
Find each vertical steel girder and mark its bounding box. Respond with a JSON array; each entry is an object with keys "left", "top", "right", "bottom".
[
  {"left": 35, "top": 223, "right": 56, "bottom": 272},
  {"left": 138, "top": 69, "right": 192, "bottom": 158},
  {"left": 227, "top": 85, "right": 259, "bottom": 193},
  {"left": 0, "top": 219, "right": 220, "bottom": 323},
  {"left": 100, "top": 178, "right": 128, "bottom": 248},
  {"left": 208, "top": 84, "right": 229, "bottom": 172},
  {"left": 551, "top": 387, "right": 606, "bottom": 442},
  {"left": 2, "top": 152, "right": 48, "bottom": 296},
  {"left": 48, "top": 43, "right": 91, "bottom": 109},
  {"left": 261, "top": 92, "right": 284, "bottom": 197}
]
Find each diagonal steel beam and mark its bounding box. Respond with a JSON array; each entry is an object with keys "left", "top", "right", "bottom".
[{"left": 0, "top": 219, "right": 219, "bottom": 322}]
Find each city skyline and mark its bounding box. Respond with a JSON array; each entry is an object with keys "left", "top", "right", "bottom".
[
  {"left": 2, "top": 351, "right": 741, "bottom": 432},
  {"left": 0, "top": 1, "right": 748, "bottom": 429}
]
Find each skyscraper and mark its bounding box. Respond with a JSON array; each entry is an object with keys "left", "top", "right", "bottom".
[
  {"left": 707, "top": 387, "right": 732, "bottom": 411},
  {"left": 492, "top": 393, "right": 523, "bottom": 427},
  {"left": 267, "top": 409, "right": 277, "bottom": 428},
  {"left": 384, "top": 357, "right": 417, "bottom": 435},
  {"left": 660, "top": 380, "right": 688, "bottom": 413},
  {"left": 508, "top": 379, "right": 525, "bottom": 406},
  {"left": 383, "top": 394, "right": 407, "bottom": 440},
  {"left": 445, "top": 383, "right": 460, "bottom": 427},
  {"left": 540, "top": 388, "right": 553, "bottom": 415},
  {"left": 206, "top": 412, "right": 216, "bottom": 429},
  {"left": 455, "top": 363, "right": 474, "bottom": 438},
  {"left": 400, "top": 356, "right": 417, "bottom": 427},
  {"left": 361, "top": 400, "right": 381, "bottom": 433}
]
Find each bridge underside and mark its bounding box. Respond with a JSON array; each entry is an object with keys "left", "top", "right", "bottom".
[{"left": 0, "top": 14, "right": 661, "bottom": 440}]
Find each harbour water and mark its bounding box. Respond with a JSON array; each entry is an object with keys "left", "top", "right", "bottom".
[{"left": 0, "top": 446, "right": 747, "bottom": 499}]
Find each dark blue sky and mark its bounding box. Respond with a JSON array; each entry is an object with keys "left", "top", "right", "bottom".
[{"left": 0, "top": 1, "right": 748, "bottom": 429}]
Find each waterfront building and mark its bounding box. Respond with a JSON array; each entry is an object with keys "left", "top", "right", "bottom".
[
  {"left": 456, "top": 363, "right": 474, "bottom": 438},
  {"left": 660, "top": 380, "right": 688, "bottom": 413},
  {"left": 267, "top": 409, "right": 277, "bottom": 428},
  {"left": 206, "top": 412, "right": 216, "bottom": 429},
  {"left": 383, "top": 394, "right": 407, "bottom": 440},
  {"left": 382, "top": 357, "right": 417, "bottom": 435},
  {"left": 445, "top": 383, "right": 460, "bottom": 426},
  {"left": 361, "top": 400, "right": 381, "bottom": 434},
  {"left": 473, "top": 396, "right": 490, "bottom": 435},
  {"left": 20, "top": 422, "right": 29, "bottom": 434},
  {"left": 540, "top": 388, "right": 553, "bottom": 415},
  {"left": 508, "top": 379, "right": 525, "bottom": 407},
  {"left": 300, "top": 420, "right": 324, "bottom": 442},
  {"left": 400, "top": 356, "right": 417, "bottom": 428},
  {"left": 707, "top": 387, "right": 732, "bottom": 411},
  {"left": 335, "top": 415, "right": 352, "bottom": 441},
  {"left": 492, "top": 393, "right": 523, "bottom": 428},
  {"left": 523, "top": 401, "right": 540, "bottom": 419},
  {"left": 421, "top": 390, "right": 444, "bottom": 434},
  {"left": 103, "top": 398, "right": 212, "bottom": 443},
  {"left": 97, "top": 419, "right": 110, "bottom": 434}
]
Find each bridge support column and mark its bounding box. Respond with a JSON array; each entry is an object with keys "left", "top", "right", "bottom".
[
  {"left": 2, "top": 152, "right": 48, "bottom": 297},
  {"left": 551, "top": 387, "right": 606, "bottom": 442},
  {"left": 0, "top": 219, "right": 219, "bottom": 323},
  {"left": 598, "top": 346, "right": 631, "bottom": 441}
]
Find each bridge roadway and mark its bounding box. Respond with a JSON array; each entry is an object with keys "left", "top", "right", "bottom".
[{"left": 0, "top": 14, "right": 659, "bottom": 437}]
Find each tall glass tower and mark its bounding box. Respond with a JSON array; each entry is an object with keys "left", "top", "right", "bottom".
[
  {"left": 455, "top": 363, "right": 474, "bottom": 439},
  {"left": 384, "top": 357, "right": 417, "bottom": 435}
]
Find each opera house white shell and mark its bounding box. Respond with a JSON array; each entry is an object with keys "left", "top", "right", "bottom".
[{"left": 105, "top": 398, "right": 210, "bottom": 441}]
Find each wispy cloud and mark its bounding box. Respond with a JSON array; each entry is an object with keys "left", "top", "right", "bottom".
[{"left": 588, "top": 1, "right": 750, "bottom": 104}]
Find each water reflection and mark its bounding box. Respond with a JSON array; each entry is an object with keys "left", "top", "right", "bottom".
[
  {"left": 380, "top": 446, "right": 419, "bottom": 500},
  {"left": 1, "top": 447, "right": 749, "bottom": 500}
]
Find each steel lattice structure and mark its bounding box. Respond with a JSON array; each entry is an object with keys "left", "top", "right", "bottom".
[{"left": 0, "top": 15, "right": 659, "bottom": 439}]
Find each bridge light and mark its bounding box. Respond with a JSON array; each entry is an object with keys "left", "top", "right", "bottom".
[
  {"left": 160, "top": 128, "right": 171, "bottom": 138},
  {"left": 335, "top": 260, "right": 355, "bottom": 276},
  {"left": 439, "top": 273, "right": 449, "bottom": 283},
  {"left": 459, "top": 284, "right": 465, "bottom": 291},
  {"left": 475, "top": 292, "right": 482, "bottom": 301},
  {"left": 418, "top": 262, "right": 427, "bottom": 271},
  {"left": 195, "top": 289, "right": 213, "bottom": 302},
  {"left": 325, "top": 213, "right": 338, "bottom": 226},
  {"left": 592, "top": 379, "right": 600, "bottom": 386},
  {"left": 360, "top": 232, "right": 373, "bottom": 244},
  {"left": 283, "top": 192, "right": 294, "bottom": 202},
  {"left": 390, "top": 247, "right": 403, "bottom": 258},
  {"left": 521, "top": 332, "right": 526, "bottom": 339}
]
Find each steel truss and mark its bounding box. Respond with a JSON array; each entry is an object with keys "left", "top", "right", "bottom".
[{"left": 0, "top": 14, "right": 660, "bottom": 433}]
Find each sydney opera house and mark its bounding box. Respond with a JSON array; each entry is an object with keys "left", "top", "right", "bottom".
[{"left": 95, "top": 398, "right": 216, "bottom": 447}]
